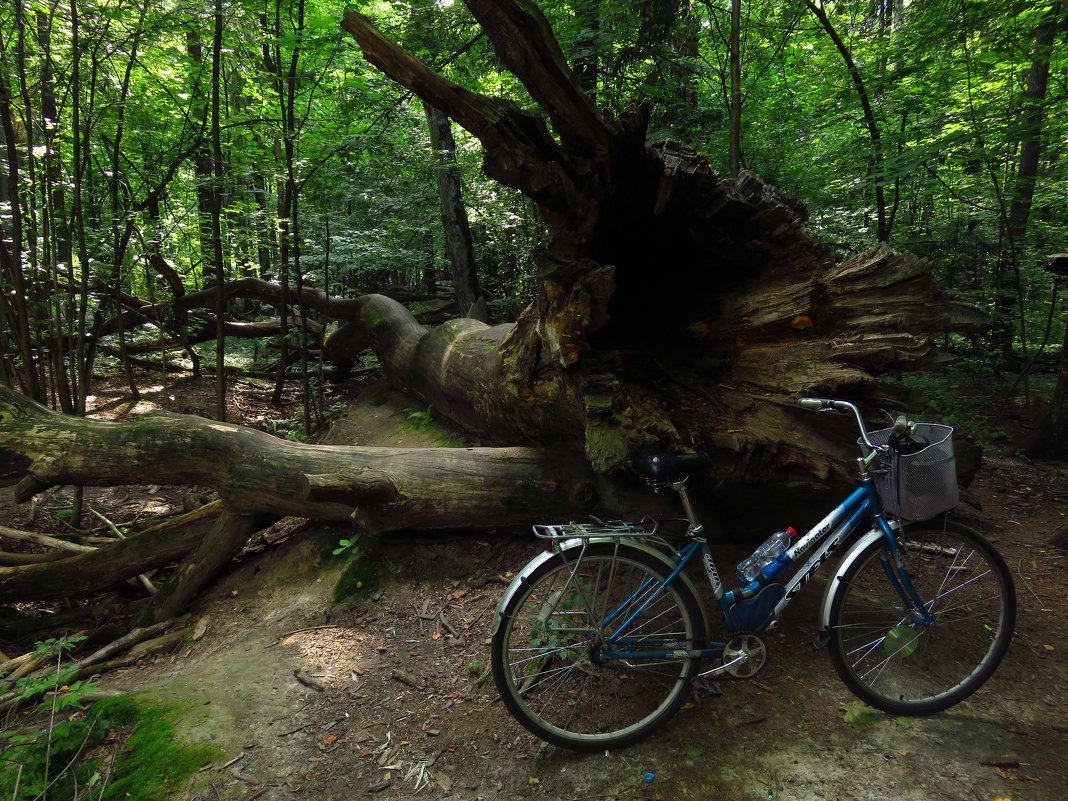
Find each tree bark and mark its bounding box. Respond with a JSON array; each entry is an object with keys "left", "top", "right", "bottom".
[
  {"left": 804, "top": 0, "right": 888, "bottom": 242},
  {"left": 728, "top": 0, "right": 742, "bottom": 177},
  {"left": 424, "top": 101, "right": 484, "bottom": 318},
  {"left": 0, "top": 385, "right": 598, "bottom": 533},
  {"left": 338, "top": 2, "right": 986, "bottom": 483},
  {"left": 0, "top": 502, "right": 222, "bottom": 603},
  {"left": 138, "top": 510, "right": 267, "bottom": 624},
  {"left": 1005, "top": 1, "right": 1060, "bottom": 243}
]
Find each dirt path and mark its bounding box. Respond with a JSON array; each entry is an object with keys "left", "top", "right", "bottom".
[{"left": 7, "top": 377, "right": 1068, "bottom": 800}]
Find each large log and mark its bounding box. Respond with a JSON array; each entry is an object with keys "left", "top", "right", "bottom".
[
  {"left": 337, "top": 4, "right": 988, "bottom": 484},
  {"left": 0, "top": 502, "right": 222, "bottom": 603},
  {"left": 0, "top": 384, "right": 601, "bottom": 618},
  {"left": 0, "top": 386, "right": 597, "bottom": 534}
]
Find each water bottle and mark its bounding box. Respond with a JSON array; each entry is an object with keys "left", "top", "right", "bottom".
[{"left": 737, "top": 527, "right": 797, "bottom": 582}]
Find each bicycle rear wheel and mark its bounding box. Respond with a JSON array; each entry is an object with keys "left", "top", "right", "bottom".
[
  {"left": 827, "top": 519, "right": 1015, "bottom": 715},
  {"left": 491, "top": 543, "right": 704, "bottom": 751}
]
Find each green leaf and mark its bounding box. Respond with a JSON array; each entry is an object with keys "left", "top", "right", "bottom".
[{"left": 840, "top": 700, "right": 879, "bottom": 724}]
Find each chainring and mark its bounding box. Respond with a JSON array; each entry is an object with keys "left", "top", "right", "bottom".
[{"left": 721, "top": 632, "right": 768, "bottom": 679}]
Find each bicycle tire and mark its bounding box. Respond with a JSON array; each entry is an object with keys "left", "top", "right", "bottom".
[
  {"left": 827, "top": 519, "right": 1015, "bottom": 715},
  {"left": 491, "top": 543, "right": 705, "bottom": 750}
]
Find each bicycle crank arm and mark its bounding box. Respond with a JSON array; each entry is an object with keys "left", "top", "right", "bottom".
[{"left": 697, "top": 652, "right": 748, "bottom": 678}]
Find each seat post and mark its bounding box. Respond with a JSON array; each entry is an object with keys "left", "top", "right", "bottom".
[{"left": 672, "top": 479, "right": 705, "bottom": 540}]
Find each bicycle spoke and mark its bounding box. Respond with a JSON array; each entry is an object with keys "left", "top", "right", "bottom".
[
  {"left": 492, "top": 545, "right": 703, "bottom": 749},
  {"left": 828, "top": 522, "right": 1014, "bottom": 714}
]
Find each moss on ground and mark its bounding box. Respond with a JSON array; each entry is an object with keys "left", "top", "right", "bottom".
[{"left": 91, "top": 695, "right": 219, "bottom": 800}]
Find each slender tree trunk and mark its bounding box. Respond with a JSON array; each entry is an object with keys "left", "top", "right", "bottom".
[
  {"left": 266, "top": 3, "right": 293, "bottom": 407},
  {"left": 71, "top": 0, "right": 94, "bottom": 412},
  {"left": 572, "top": 0, "right": 600, "bottom": 99},
  {"left": 1006, "top": 2, "right": 1059, "bottom": 243},
  {"left": 424, "top": 102, "right": 483, "bottom": 318},
  {"left": 0, "top": 19, "right": 44, "bottom": 402},
  {"left": 36, "top": 9, "right": 75, "bottom": 413},
  {"left": 993, "top": 1, "right": 1061, "bottom": 360},
  {"left": 108, "top": 6, "right": 147, "bottom": 404},
  {"left": 252, "top": 172, "right": 275, "bottom": 280},
  {"left": 727, "top": 0, "right": 742, "bottom": 177},
  {"left": 286, "top": 0, "right": 315, "bottom": 435},
  {"left": 211, "top": 0, "right": 227, "bottom": 421},
  {"left": 805, "top": 0, "right": 888, "bottom": 242}
]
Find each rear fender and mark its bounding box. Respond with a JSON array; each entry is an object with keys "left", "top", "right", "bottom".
[{"left": 491, "top": 538, "right": 710, "bottom": 637}]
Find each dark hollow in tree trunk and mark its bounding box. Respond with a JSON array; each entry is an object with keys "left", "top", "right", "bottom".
[{"left": 339, "top": 1, "right": 987, "bottom": 485}]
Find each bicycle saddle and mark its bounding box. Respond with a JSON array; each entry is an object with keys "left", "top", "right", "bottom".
[{"left": 630, "top": 451, "right": 707, "bottom": 484}]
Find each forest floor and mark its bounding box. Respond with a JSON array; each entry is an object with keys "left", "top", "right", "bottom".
[{"left": 2, "top": 371, "right": 1067, "bottom": 801}]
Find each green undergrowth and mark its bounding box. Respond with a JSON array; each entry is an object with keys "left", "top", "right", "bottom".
[
  {"left": 893, "top": 360, "right": 1056, "bottom": 444},
  {"left": 332, "top": 558, "right": 381, "bottom": 603},
  {"left": 316, "top": 526, "right": 381, "bottom": 603},
  {"left": 400, "top": 405, "right": 466, "bottom": 447},
  {"left": 1, "top": 694, "right": 217, "bottom": 801}
]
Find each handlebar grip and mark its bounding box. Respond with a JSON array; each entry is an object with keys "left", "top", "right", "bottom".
[
  {"left": 798, "top": 397, "right": 882, "bottom": 451},
  {"left": 797, "top": 398, "right": 854, "bottom": 414}
]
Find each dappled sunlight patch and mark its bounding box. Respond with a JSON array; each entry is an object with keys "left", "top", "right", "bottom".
[
  {"left": 280, "top": 626, "right": 380, "bottom": 688},
  {"left": 130, "top": 399, "right": 165, "bottom": 415}
]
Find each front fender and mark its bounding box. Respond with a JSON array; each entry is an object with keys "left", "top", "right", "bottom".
[
  {"left": 817, "top": 528, "right": 885, "bottom": 634},
  {"left": 491, "top": 538, "right": 710, "bottom": 637}
]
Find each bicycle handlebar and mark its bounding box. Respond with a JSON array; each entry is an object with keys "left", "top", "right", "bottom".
[{"left": 797, "top": 397, "right": 883, "bottom": 453}]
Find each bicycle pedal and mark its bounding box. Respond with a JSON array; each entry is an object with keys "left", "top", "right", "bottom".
[{"left": 695, "top": 677, "right": 724, "bottom": 696}]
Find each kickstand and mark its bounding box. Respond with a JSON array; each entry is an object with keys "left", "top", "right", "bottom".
[{"left": 695, "top": 677, "right": 724, "bottom": 696}]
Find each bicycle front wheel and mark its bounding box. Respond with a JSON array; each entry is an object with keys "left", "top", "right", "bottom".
[
  {"left": 491, "top": 543, "right": 704, "bottom": 751},
  {"left": 827, "top": 519, "right": 1015, "bottom": 715}
]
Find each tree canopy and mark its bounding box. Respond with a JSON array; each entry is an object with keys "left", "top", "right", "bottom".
[{"left": 0, "top": 1, "right": 1063, "bottom": 418}]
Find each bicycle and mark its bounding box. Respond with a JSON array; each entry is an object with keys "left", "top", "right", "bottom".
[{"left": 489, "top": 398, "right": 1016, "bottom": 751}]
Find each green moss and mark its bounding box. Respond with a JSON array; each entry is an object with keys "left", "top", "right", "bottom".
[
  {"left": 360, "top": 302, "right": 389, "bottom": 329},
  {"left": 583, "top": 419, "right": 631, "bottom": 472},
  {"left": 90, "top": 695, "right": 219, "bottom": 801},
  {"left": 312, "top": 526, "right": 381, "bottom": 603},
  {"left": 332, "top": 557, "right": 380, "bottom": 603}
]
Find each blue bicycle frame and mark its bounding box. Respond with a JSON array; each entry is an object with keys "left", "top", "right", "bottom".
[{"left": 597, "top": 473, "right": 934, "bottom": 665}]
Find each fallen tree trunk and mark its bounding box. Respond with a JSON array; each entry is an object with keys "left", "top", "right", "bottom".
[
  {"left": 0, "top": 385, "right": 600, "bottom": 618},
  {"left": 337, "top": 3, "right": 988, "bottom": 485},
  {"left": 0, "top": 386, "right": 597, "bottom": 534},
  {"left": 0, "top": 502, "right": 222, "bottom": 603}
]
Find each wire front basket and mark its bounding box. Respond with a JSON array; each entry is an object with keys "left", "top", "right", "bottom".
[{"left": 863, "top": 424, "right": 959, "bottom": 520}]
